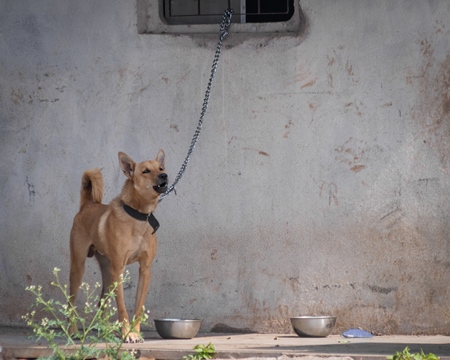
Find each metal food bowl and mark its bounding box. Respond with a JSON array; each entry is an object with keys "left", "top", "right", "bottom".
[
  {"left": 154, "top": 319, "right": 202, "bottom": 339},
  {"left": 290, "top": 316, "right": 337, "bottom": 337}
]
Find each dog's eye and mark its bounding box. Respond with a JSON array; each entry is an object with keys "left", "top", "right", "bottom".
[
  {"left": 142, "top": 169, "right": 150, "bottom": 174},
  {"left": 159, "top": 167, "right": 164, "bottom": 171}
]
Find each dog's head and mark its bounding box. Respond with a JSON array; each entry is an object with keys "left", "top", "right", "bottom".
[{"left": 118, "top": 150, "right": 168, "bottom": 197}]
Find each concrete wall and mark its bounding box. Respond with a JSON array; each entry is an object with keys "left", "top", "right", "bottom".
[{"left": 1, "top": 0, "right": 450, "bottom": 335}]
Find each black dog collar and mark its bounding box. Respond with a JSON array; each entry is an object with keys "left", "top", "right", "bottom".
[{"left": 122, "top": 203, "right": 160, "bottom": 234}]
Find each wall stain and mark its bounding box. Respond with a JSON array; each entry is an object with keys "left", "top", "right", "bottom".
[
  {"left": 344, "top": 100, "right": 364, "bottom": 117},
  {"left": 346, "top": 61, "right": 354, "bottom": 77},
  {"left": 350, "top": 164, "right": 366, "bottom": 173},
  {"left": 138, "top": 85, "right": 150, "bottom": 93},
  {"left": 283, "top": 119, "right": 294, "bottom": 138},
  {"left": 414, "top": 177, "right": 439, "bottom": 186},
  {"left": 301, "top": 79, "right": 316, "bottom": 89},
  {"left": 368, "top": 285, "right": 398, "bottom": 295},
  {"left": 176, "top": 70, "right": 192, "bottom": 84},
  {"left": 320, "top": 181, "right": 338, "bottom": 206},
  {"left": 334, "top": 137, "right": 367, "bottom": 173},
  {"left": 242, "top": 147, "right": 270, "bottom": 157},
  {"left": 327, "top": 73, "right": 333, "bottom": 88},
  {"left": 123, "top": 281, "right": 134, "bottom": 291},
  {"left": 410, "top": 32, "right": 450, "bottom": 166},
  {"left": 322, "top": 284, "right": 341, "bottom": 289},
  {"left": 26, "top": 177, "right": 35, "bottom": 202},
  {"left": 327, "top": 54, "right": 336, "bottom": 66},
  {"left": 11, "top": 89, "right": 24, "bottom": 105},
  {"left": 326, "top": 47, "right": 359, "bottom": 89},
  {"left": 377, "top": 200, "right": 403, "bottom": 234},
  {"left": 310, "top": 177, "right": 340, "bottom": 206},
  {"left": 118, "top": 67, "right": 127, "bottom": 81},
  {"left": 307, "top": 101, "right": 320, "bottom": 127},
  {"left": 294, "top": 64, "right": 312, "bottom": 84}
]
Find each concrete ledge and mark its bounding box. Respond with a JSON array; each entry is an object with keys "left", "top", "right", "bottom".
[{"left": 1, "top": 328, "right": 450, "bottom": 360}]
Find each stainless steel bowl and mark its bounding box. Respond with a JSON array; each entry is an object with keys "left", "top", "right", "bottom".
[
  {"left": 290, "top": 316, "right": 337, "bottom": 337},
  {"left": 154, "top": 319, "right": 202, "bottom": 339}
]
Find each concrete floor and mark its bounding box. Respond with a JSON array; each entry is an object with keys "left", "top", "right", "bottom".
[{"left": 1, "top": 328, "right": 450, "bottom": 360}]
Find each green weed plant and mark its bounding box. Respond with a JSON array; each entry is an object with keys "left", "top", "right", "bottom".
[
  {"left": 183, "top": 342, "right": 216, "bottom": 360},
  {"left": 387, "top": 346, "right": 439, "bottom": 360},
  {"left": 23, "top": 268, "right": 149, "bottom": 360}
]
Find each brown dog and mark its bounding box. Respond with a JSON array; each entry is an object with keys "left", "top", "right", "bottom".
[{"left": 69, "top": 150, "right": 167, "bottom": 343}]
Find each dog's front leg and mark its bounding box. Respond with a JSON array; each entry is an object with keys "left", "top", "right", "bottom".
[
  {"left": 131, "top": 260, "right": 152, "bottom": 338},
  {"left": 111, "top": 267, "right": 142, "bottom": 343}
]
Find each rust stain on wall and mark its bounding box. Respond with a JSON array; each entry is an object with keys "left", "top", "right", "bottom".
[
  {"left": 242, "top": 147, "right": 270, "bottom": 157},
  {"left": 301, "top": 79, "right": 317, "bottom": 89},
  {"left": 334, "top": 137, "right": 367, "bottom": 173},
  {"left": 350, "top": 164, "right": 366, "bottom": 173},
  {"left": 410, "top": 33, "right": 450, "bottom": 166},
  {"left": 283, "top": 119, "right": 294, "bottom": 138}
]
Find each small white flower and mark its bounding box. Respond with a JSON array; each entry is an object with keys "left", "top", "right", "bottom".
[{"left": 80, "top": 282, "right": 89, "bottom": 291}]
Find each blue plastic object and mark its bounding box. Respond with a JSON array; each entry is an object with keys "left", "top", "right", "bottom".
[{"left": 342, "top": 328, "right": 373, "bottom": 338}]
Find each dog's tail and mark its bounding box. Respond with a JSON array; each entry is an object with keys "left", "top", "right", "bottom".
[{"left": 80, "top": 168, "right": 103, "bottom": 209}]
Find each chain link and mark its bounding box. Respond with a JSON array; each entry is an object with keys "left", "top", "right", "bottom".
[{"left": 159, "top": 9, "right": 233, "bottom": 203}]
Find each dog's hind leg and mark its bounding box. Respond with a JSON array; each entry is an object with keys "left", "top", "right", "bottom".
[
  {"left": 95, "top": 252, "right": 113, "bottom": 305},
  {"left": 68, "top": 233, "right": 91, "bottom": 335}
]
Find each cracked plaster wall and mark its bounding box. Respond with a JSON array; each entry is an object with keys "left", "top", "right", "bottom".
[{"left": 0, "top": 0, "right": 450, "bottom": 334}]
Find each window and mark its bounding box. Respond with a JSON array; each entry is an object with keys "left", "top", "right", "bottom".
[
  {"left": 137, "top": 0, "right": 304, "bottom": 35},
  {"left": 162, "top": 0, "right": 295, "bottom": 25}
]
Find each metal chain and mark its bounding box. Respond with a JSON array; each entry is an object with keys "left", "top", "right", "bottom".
[{"left": 159, "top": 9, "right": 233, "bottom": 203}]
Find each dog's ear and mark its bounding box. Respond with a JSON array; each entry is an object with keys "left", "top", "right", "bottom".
[
  {"left": 155, "top": 149, "right": 165, "bottom": 168},
  {"left": 118, "top": 152, "right": 136, "bottom": 179}
]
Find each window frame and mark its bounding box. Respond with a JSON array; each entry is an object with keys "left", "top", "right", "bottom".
[
  {"left": 137, "top": 0, "right": 303, "bottom": 35},
  {"left": 161, "top": 0, "right": 295, "bottom": 26}
]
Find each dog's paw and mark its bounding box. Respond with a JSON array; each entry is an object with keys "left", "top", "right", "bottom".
[{"left": 124, "top": 332, "right": 144, "bottom": 343}]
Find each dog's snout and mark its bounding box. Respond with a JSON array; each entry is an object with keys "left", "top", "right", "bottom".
[{"left": 153, "top": 173, "right": 168, "bottom": 194}]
